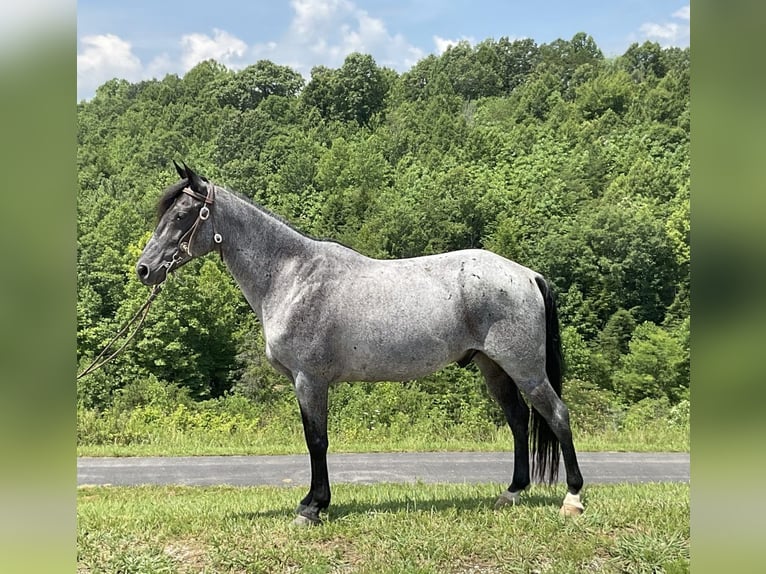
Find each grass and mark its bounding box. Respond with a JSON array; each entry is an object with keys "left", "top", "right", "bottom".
[
  {"left": 77, "top": 482, "right": 689, "bottom": 573},
  {"left": 76, "top": 410, "right": 690, "bottom": 457},
  {"left": 77, "top": 429, "right": 688, "bottom": 457}
]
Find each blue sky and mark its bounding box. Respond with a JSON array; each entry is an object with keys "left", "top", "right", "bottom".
[{"left": 76, "top": 0, "right": 690, "bottom": 102}]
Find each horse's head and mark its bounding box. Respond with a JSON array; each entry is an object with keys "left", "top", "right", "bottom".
[{"left": 136, "top": 161, "right": 222, "bottom": 285}]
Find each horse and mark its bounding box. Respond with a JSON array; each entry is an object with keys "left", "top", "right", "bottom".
[{"left": 136, "top": 162, "right": 585, "bottom": 525}]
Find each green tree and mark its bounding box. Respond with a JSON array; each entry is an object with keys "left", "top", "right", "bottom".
[
  {"left": 438, "top": 40, "right": 503, "bottom": 100},
  {"left": 303, "top": 53, "right": 389, "bottom": 125},
  {"left": 619, "top": 41, "right": 668, "bottom": 82},
  {"left": 612, "top": 321, "right": 687, "bottom": 403},
  {"left": 214, "top": 60, "right": 305, "bottom": 111},
  {"left": 599, "top": 309, "right": 637, "bottom": 365},
  {"left": 494, "top": 37, "right": 540, "bottom": 94}
]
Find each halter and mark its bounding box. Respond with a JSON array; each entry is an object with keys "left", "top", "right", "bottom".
[{"left": 163, "top": 180, "right": 224, "bottom": 274}]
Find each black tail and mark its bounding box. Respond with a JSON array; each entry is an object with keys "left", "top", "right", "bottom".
[{"left": 530, "top": 276, "right": 564, "bottom": 484}]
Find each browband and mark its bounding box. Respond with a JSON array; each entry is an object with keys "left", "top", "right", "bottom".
[{"left": 181, "top": 186, "right": 214, "bottom": 204}]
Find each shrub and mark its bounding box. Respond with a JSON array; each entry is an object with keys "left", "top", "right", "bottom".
[
  {"left": 612, "top": 321, "right": 687, "bottom": 402},
  {"left": 565, "top": 378, "right": 621, "bottom": 434}
]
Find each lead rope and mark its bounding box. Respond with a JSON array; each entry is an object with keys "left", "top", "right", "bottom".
[
  {"left": 76, "top": 283, "right": 162, "bottom": 380},
  {"left": 77, "top": 181, "right": 219, "bottom": 380}
]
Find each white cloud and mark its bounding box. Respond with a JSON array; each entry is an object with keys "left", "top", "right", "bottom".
[
  {"left": 76, "top": 29, "right": 250, "bottom": 100},
  {"left": 639, "top": 22, "right": 681, "bottom": 41},
  {"left": 282, "top": 0, "right": 424, "bottom": 75},
  {"left": 76, "top": 0, "right": 424, "bottom": 100},
  {"left": 433, "top": 35, "right": 475, "bottom": 55},
  {"left": 77, "top": 34, "right": 143, "bottom": 98},
  {"left": 290, "top": 0, "right": 354, "bottom": 39},
  {"left": 179, "top": 28, "right": 248, "bottom": 72},
  {"left": 673, "top": 5, "right": 690, "bottom": 21},
  {"left": 639, "top": 4, "right": 690, "bottom": 46}
]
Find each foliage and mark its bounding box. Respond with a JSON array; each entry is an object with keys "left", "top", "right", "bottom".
[
  {"left": 77, "top": 33, "right": 690, "bottom": 444},
  {"left": 77, "top": 378, "right": 689, "bottom": 455}
]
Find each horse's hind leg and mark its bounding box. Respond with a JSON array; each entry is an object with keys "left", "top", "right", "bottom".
[
  {"left": 519, "top": 376, "right": 585, "bottom": 515},
  {"left": 474, "top": 353, "right": 531, "bottom": 508}
]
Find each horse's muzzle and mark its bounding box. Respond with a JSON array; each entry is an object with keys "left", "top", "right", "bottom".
[{"left": 135, "top": 261, "right": 167, "bottom": 286}]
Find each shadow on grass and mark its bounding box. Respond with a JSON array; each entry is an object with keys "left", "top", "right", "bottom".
[{"left": 229, "top": 489, "right": 563, "bottom": 522}]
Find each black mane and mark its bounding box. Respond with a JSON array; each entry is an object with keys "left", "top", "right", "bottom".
[{"left": 154, "top": 177, "right": 350, "bottom": 249}]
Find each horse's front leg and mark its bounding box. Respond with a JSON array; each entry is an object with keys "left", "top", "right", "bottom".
[{"left": 292, "top": 372, "right": 331, "bottom": 526}]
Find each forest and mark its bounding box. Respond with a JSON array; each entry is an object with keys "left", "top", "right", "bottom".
[{"left": 76, "top": 33, "right": 689, "bottom": 449}]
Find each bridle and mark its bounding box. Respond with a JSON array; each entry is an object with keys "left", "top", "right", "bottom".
[
  {"left": 77, "top": 178, "right": 224, "bottom": 380},
  {"left": 162, "top": 180, "right": 224, "bottom": 275}
]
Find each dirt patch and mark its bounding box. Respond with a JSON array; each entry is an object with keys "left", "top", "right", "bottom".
[{"left": 163, "top": 539, "right": 209, "bottom": 571}]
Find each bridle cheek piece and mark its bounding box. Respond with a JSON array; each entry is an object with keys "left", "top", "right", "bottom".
[{"left": 163, "top": 181, "right": 223, "bottom": 274}]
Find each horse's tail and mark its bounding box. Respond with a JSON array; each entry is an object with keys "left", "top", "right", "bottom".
[{"left": 530, "top": 275, "right": 563, "bottom": 484}]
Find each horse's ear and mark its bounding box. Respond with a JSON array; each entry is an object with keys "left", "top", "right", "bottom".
[
  {"left": 173, "top": 160, "right": 186, "bottom": 179},
  {"left": 182, "top": 162, "right": 205, "bottom": 192}
]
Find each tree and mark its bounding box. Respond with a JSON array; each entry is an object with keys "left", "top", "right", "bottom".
[
  {"left": 119, "top": 253, "right": 247, "bottom": 400},
  {"left": 494, "top": 37, "right": 540, "bottom": 94},
  {"left": 576, "top": 68, "right": 633, "bottom": 119},
  {"left": 612, "top": 322, "right": 687, "bottom": 403},
  {"left": 315, "top": 135, "right": 392, "bottom": 244},
  {"left": 619, "top": 42, "right": 668, "bottom": 82},
  {"left": 598, "top": 309, "right": 637, "bottom": 365},
  {"left": 214, "top": 60, "right": 304, "bottom": 111},
  {"left": 438, "top": 40, "right": 503, "bottom": 100},
  {"left": 303, "top": 53, "right": 389, "bottom": 125},
  {"left": 538, "top": 32, "right": 603, "bottom": 99}
]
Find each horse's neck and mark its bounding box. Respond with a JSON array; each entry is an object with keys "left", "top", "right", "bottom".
[{"left": 217, "top": 190, "right": 313, "bottom": 315}]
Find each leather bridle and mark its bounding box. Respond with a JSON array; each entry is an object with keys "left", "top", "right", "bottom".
[
  {"left": 77, "top": 179, "right": 224, "bottom": 380},
  {"left": 162, "top": 180, "right": 224, "bottom": 275}
]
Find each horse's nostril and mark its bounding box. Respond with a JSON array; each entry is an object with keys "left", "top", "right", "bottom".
[{"left": 137, "top": 264, "right": 150, "bottom": 280}]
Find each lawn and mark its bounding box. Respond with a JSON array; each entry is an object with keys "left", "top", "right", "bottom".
[{"left": 77, "top": 482, "right": 689, "bottom": 573}]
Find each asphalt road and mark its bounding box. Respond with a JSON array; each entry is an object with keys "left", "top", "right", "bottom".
[{"left": 78, "top": 452, "right": 689, "bottom": 487}]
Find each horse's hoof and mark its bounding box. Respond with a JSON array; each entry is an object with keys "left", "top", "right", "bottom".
[
  {"left": 292, "top": 514, "right": 321, "bottom": 527},
  {"left": 559, "top": 492, "right": 584, "bottom": 516},
  {"left": 559, "top": 504, "right": 584, "bottom": 516},
  {"left": 493, "top": 490, "right": 522, "bottom": 510}
]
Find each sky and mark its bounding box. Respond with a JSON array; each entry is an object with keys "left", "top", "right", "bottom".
[{"left": 76, "top": 0, "right": 690, "bottom": 102}]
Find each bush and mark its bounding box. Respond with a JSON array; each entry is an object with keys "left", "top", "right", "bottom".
[
  {"left": 612, "top": 321, "right": 687, "bottom": 402},
  {"left": 620, "top": 396, "right": 688, "bottom": 434},
  {"left": 112, "top": 376, "right": 193, "bottom": 412},
  {"left": 77, "top": 379, "right": 267, "bottom": 446},
  {"left": 565, "top": 378, "right": 621, "bottom": 434}
]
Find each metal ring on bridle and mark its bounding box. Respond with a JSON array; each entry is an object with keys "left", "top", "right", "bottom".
[{"left": 176, "top": 182, "right": 223, "bottom": 260}]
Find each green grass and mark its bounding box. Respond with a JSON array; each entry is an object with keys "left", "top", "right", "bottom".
[
  {"left": 77, "top": 482, "right": 689, "bottom": 573},
  {"left": 77, "top": 408, "right": 690, "bottom": 457},
  {"left": 77, "top": 426, "right": 688, "bottom": 457}
]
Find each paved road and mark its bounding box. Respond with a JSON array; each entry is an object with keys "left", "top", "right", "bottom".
[{"left": 78, "top": 452, "right": 689, "bottom": 487}]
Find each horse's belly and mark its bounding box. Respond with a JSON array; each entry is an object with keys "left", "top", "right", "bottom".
[
  {"left": 336, "top": 321, "right": 466, "bottom": 382},
  {"left": 341, "top": 350, "right": 456, "bottom": 382}
]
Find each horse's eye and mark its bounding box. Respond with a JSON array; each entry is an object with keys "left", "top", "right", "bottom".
[{"left": 175, "top": 212, "right": 185, "bottom": 221}]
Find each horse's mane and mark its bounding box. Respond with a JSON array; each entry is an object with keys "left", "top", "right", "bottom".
[
  {"left": 155, "top": 177, "right": 353, "bottom": 249},
  {"left": 245, "top": 191, "right": 352, "bottom": 248}
]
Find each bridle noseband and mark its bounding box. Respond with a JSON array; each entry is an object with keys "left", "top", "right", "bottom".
[{"left": 163, "top": 181, "right": 223, "bottom": 275}]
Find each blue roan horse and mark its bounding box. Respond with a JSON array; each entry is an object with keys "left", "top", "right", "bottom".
[{"left": 137, "top": 163, "right": 585, "bottom": 525}]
